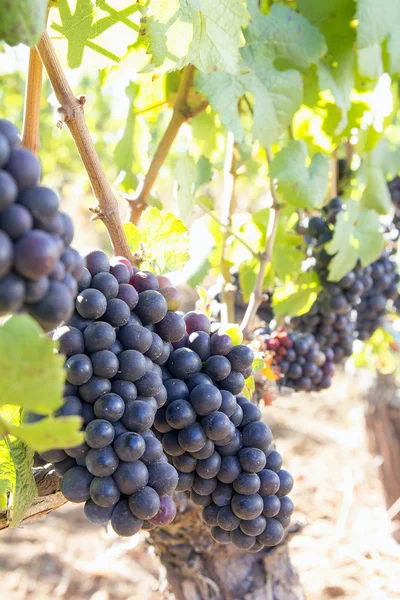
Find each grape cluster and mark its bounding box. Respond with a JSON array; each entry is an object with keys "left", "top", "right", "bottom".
[
  {"left": 355, "top": 252, "right": 399, "bottom": 340},
  {"left": 0, "top": 119, "right": 84, "bottom": 331},
  {"left": 37, "top": 251, "right": 185, "bottom": 536},
  {"left": 260, "top": 328, "right": 335, "bottom": 391},
  {"left": 156, "top": 316, "right": 294, "bottom": 552},
  {"left": 292, "top": 200, "right": 370, "bottom": 363}
]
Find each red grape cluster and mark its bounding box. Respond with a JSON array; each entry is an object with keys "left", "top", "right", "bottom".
[
  {"left": 0, "top": 119, "right": 84, "bottom": 331},
  {"left": 260, "top": 328, "right": 335, "bottom": 391}
]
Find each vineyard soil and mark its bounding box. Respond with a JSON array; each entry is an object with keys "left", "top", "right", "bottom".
[{"left": 2, "top": 372, "right": 399, "bottom": 600}]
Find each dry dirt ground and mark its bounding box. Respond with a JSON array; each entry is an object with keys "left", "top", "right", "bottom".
[{"left": 1, "top": 371, "right": 400, "bottom": 600}]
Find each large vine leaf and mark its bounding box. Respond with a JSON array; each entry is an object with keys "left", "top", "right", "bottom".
[
  {"left": 196, "top": 2, "right": 326, "bottom": 146},
  {"left": 356, "top": 0, "right": 400, "bottom": 78},
  {"left": 297, "top": 1, "right": 356, "bottom": 131},
  {"left": 325, "top": 200, "right": 384, "bottom": 281},
  {"left": 0, "top": 406, "right": 36, "bottom": 528},
  {"left": 143, "top": 0, "right": 250, "bottom": 74},
  {"left": 51, "top": 0, "right": 143, "bottom": 69},
  {"left": 124, "top": 207, "right": 190, "bottom": 274},
  {"left": 269, "top": 140, "right": 330, "bottom": 209},
  {"left": 273, "top": 272, "right": 322, "bottom": 318},
  {"left": 0, "top": 315, "right": 65, "bottom": 415},
  {"left": 0, "top": 0, "right": 48, "bottom": 47}
]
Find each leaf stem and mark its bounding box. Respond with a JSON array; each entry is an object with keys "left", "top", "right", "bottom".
[
  {"left": 36, "top": 31, "right": 133, "bottom": 261},
  {"left": 128, "top": 65, "right": 208, "bottom": 224},
  {"left": 198, "top": 199, "right": 259, "bottom": 260},
  {"left": 240, "top": 147, "right": 281, "bottom": 336}
]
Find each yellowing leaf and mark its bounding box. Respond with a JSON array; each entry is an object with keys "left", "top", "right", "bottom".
[
  {"left": 124, "top": 207, "right": 190, "bottom": 274},
  {"left": 7, "top": 416, "right": 84, "bottom": 453},
  {"left": 0, "top": 315, "right": 65, "bottom": 414},
  {"left": 0, "top": 406, "right": 36, "bottom": 528}
]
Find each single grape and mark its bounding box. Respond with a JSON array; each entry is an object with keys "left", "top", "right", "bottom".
[
  {"left": 85, "top": 446, "right": 119, "bottom": 477},
  {"left": 210, "top": 333, "right": 233, "bottom": 356},
  {"left": 103, "top": 298, "right": 131, "bottom": 328},
  {"left": 91, "top": 350, "right": 119, "bottom": 379},
  {"left": 0, "top": 203, "right": 32, "bottom": 239},
  {"left": 212, "top": 482, "right": 234, "bottom": 507},
  {"left": 178, "top": 422, "right": 207, "bottom": 453},
  {"left": 84, "top": 500, "right": 113, "bottom": 524},
  {"left": 111, "top": 499, "right": 143, "bottom": 537},
  {"left": 242, "top": 421, "right": 272, "bottom": 451},
  {"left": 94, "top": 393, "right": 125, "bottom": 422},
  {"left": 238, "top": 447, "right": 267, "bottom": 473},
  {"left": 276, "top": 469, "right": 294, "bottom": 497},
  {"left": 227, "top": 345, "right": 254, "bottom": 371},
  {"left": 184, "top": 311, "right": 211, "bottom": 335},
  {"left": 203, "top": 356, "right": 231, "bottom": 381},
  {"left": 159, "top": 286, "right": 181, "bottom": 311},
  {"left": 6, "top": 147, "right": 41, "bottom": 190},
  {"left": 196, "top": 451, "right": 221, "bottom": 479},
  {"left": 202, "top": 411, "right": 233, "bottom": 441},
  {"left": 61, "top": 467, "right": 93, "bottom": 503},
  {"left": 258, "top": 469, "right": 280, "bottom": 496},
  {"left": 129, "top": 486, "right": 160, "bottom": 520},
  {"left": 83, "top": 249, "right": 110, "bottom": 276},
  {"left": 156, "top": 312, "right": 186, "bottom": 343},
  {"left": 54, "top": 326, "right": 85, "bottom": 357},
  {"left": 257, "top": 518, "right": 284, "bottom": 547},
  {"left": 262, "top": 495, "right": 281, "bottom": 518},
  {"left": 230, "top": 527, "right": 256, "bottom": 550},
  {"left": 217, "top": 456, "right": 241, "bottom": 484},
  {"left": 76, "top": 288, "right": 107, "bottom": 320},
  {"left": 140, "top": 433, "right": 164, "bottom": 466},
  {"left": 217, "top": 505, "right": 240, "bottom": 531},
  {"left": 121, "top": 399, "right": 154, "bottom": 433},
  {"left": 148, "top": 495, "right": 176, "bottom": 526},
  {"left": 65, "top": 354, "right": 93, "bottom": 386},
  {"left": 85, "top": 419, "right": 115, "bottom": 449},
  {"left": 189, "top": 384, "right": 222, "bottom": 416},
  {"left": 132, "top": 271, "right": 159, "bottom": 292},
  {"left": 147, "top": 461, "right": 178, "bottom": 496},
  {"left": 233, "top": 472, "right": 261, "bottom": 495},
  {"left": 90, "top": 475, "right": 120, "bottom": 507},
  {"left": 172, "top": 452, "right": 197, "bottom": 473},
  {"left": 118, "top": 323, "right": 153, "bottom": 353},
  {"left": 192, "top": 475, "right": 218, "bottom": 496},
  {"left": 202, "top": 503, "right": 220, "bottom": 527},
  {"left": 113, "top": 460, "right": 149, "bottom": 495},
  {"left": 14, "top": 230, "right": 59, "bottom": 279},
  {"left": 231, "top": 493, "right": 264, "bottom": 520},
  {"left": 168, "top": 348, "right": 202, "bottom": 380},
  {"left": 135, "top": 370, "right": 163, "bottom": 397},
  {"left": 79, "top": 376, "right": 111, "bottom": 403}
]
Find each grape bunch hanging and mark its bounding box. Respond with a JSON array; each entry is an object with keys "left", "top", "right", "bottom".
[
  {"left": 0, "top": 119, "right": 84, "bottom": 331},
  {"left": 33, "top": 250, "right": 294, "bottom": 551}
]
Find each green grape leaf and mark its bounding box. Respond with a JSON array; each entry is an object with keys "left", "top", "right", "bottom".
[
  {"left": 52, "top": 0, "right": 142, "bottom": 69},
  {"left": 360, "top": 166, "right": 392, "bottom": 215},
  {"left": 273, "top": 272, "right": 321, "bottom": 318},
  {"left": 174, "top": 156, "right": 197, "bottom": 223},
  {"left": 0, "top": 315, "right": 65, "bottom": 415},
  {"left": 0, "top": 0, "right": 48, "bottom": 47},
  {"left": 269, "top": 141, "right": 330, "bottom": 209},
  {"left": 124, "top": 208, "right": 190, "bottom": 274},
  {"left": 195, "top": 156, "right": 213, "bottom": 191},
  {"left": 114, "top": 82, "right": 146, "bottom": 193},
  {"left": 196, "top": 2, "right": 326, "bottom": 145},
  {"left": 187, "top": 257, "right": 211, "bottom": 287},
  {"left": 325, "top": 200, "right": 384, "bottom": 281},
  {"left": 242, "top": 375, "right": 255, "bottom": 401},
  {"left": 144, "top": 0, "right": 250, "bottom": 74},
  {"left": 6, "top": 416, "right": 84, "bottom": 453},
  {"left": 0, "top": 406, "right": 36, "bottom": 528},
  {"left": 356, "top": 0, "right": 400, "bottom": 78},
  {"left": 239, "top": 259, "right": 260, "bottom": 302},
  {"left": 296, "top": 2, "right": 356, "bottom": 130}
]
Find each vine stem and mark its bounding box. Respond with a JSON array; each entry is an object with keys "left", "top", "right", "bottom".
[
  {"left": 128, "top": 64, "right": 208, "bottom": 224},
  {"left": 22, "top": 49, "right": 43, "bottom": 154},
  {"left": 240, "top": 147, "right": 280, "bottom": 337},
  {"left": 36, "top": 31, "right": 133, "bottom": 262},
  {"left": 220, "top": 132, "right": 238, "bottom": 324}
]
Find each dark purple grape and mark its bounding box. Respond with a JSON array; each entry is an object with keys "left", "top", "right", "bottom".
[
  {"left": 168, "top": 348, "right": 202, "bottom": 380},
  {"left": 203, "top": 355, "right": 231, "bottom": 381},
  {"left": 118, "top": 323, "right": 153, "bottom": 353},
  {"left": 79, "top": 376, "right": 111, "bottom": 403},
  {"left": 184, "top": 311, "right": 211, "bottom": 335},
  {"left": 156, "top": 312, "right": 186, "bottom": 343},
  {"left": 148, "top": 461, "right": 178, "bottom": 496},
  {"left": 231, "top": 493, "right": 263, "bottom": 519},
  {"left": 257, "top": 518, "right": 284, "bottom": 547},
  {"left": 189, "top": 384, "right": 222, "bottom": 416},
  {"left": 0, "top": 203, "right": 32, "bottom": 239},
  {"left": 85, "top": 419, "right": 115, "bottom": 449},
  {"left": 148, "top": 495, "right": 176, "bottom": 526},
  {"left": 84, "top": 499, "right": 113, "bottom": 524},
  {"left": 129, "top": 486, "right": 160, "bottom": 520},
  {"left": 83, "top": 249, "right": 109, "bottom": 276},
  {"left": 217, "top": 505, "right": 240, "bottom": 531},
  {"left": 217, "top": 456, "right": 241, "bottom": 483},
  {"left": 76, "top": 288, "right": 107, "bottom": 320},
  {"left": 210, "top": 333, "right": 233, "bottom": 356},
  {"left": 94, "top": 393, "right": 125, "bottom": 422},
  {"left": 230, "top": 527, "right": 256, "bottom": 550},
  {"left": 132, "top": 271, "right": 159, "bottom": 292},
  {"left": 61, "top": 467, "right": 93, "bottom": 503},
  {"left": 91, "top": 349, "right": 119, "bottom": 378},
  {"left": 90, "top": 475, "right": 120, "bottom": 506},
  {"left": 14, "top": 230, "right": 59, "bottom": 279},
  {"left": 6, "top": 147, "right": 41, "bottom": 190},
  {"left": 111, "top": 499, "right": 143, "bottom": 536},
  {"left": 121, "top": 399, "right": 154, "bottom": 432},
  {"left": 65, "top": 353, "right": 93, "bottom": 385},
  {"left": 113, "top": 432, "right": 145, "bottom": 461}
]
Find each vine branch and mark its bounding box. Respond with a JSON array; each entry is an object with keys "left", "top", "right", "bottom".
[
  {"left": 36, "top": 31, "right": 133, "bottom": 262},
  {"left": 128, "top": 64, "right": 208, "bottom": 224},
  {"left": 240, "top": 147, "right": 281, "bottom": 337},
  {"left": 22, "top": 49, "right": 43, "bottom": 154}
]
